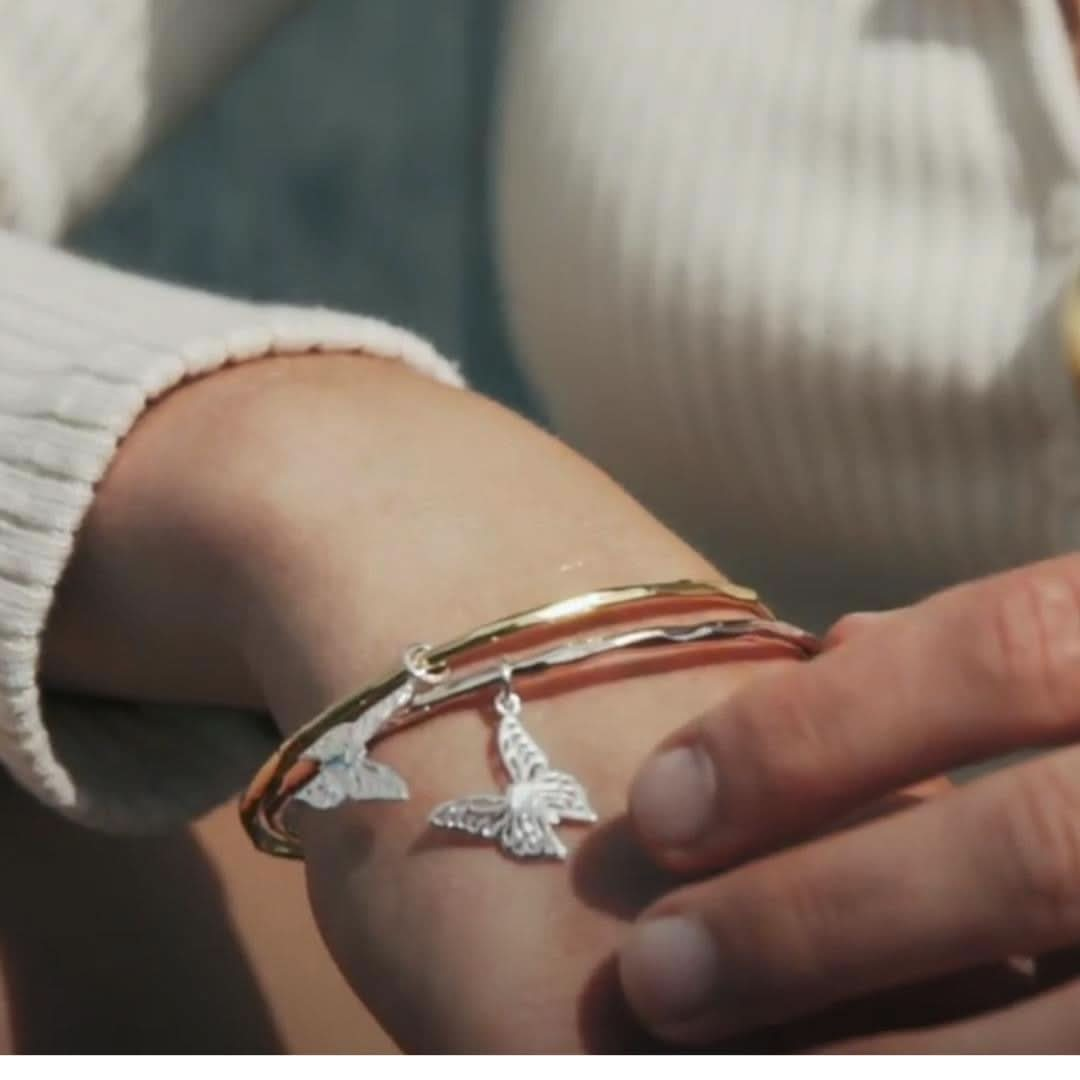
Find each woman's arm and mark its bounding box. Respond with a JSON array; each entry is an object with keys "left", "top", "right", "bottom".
[{"left": 43, "top": 351, "right": 778, "bottom": 1050}]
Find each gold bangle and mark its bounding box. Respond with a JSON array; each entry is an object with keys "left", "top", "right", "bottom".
[{"left": 240, "top": 578, "right": 786, "bottom": 858}]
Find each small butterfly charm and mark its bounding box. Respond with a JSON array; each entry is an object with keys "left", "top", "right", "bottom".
[
  {"left": 295, "top": 682, "right": 414, "bottom": 809},
  {"left": 429, "top": 690, "right": 597, "bottom": 860}
]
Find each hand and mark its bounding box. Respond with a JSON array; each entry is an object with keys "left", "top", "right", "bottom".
[{"left": 619, "top": 554, "right": 1080, "bottom": 1051}]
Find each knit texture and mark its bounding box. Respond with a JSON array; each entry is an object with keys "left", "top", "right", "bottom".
[
  {"left": 0, "top": 0, "right": 468, "bottom": 828},
  {"left": 0, "top": 236, "right": 462, "bottom": 830},
  {"left": 497, "top": 0, "right": 1080, "bottom": 627}
]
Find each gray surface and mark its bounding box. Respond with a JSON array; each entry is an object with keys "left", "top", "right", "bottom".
[{"left": 72, "top": 0, "right": 534, "bottom": 415}]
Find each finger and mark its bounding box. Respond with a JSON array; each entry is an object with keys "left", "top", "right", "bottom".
[
  {"left": 629, "top": 553, "right": 1080, "bottom": 871},
  {"left": 823, "top": 976, "right": 1080, "bottom": 1053},
  {"left": 619, "top": 746, "right": 1080, "bottom": 1045}
]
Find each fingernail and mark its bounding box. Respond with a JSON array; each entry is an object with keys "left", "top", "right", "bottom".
[
  {"left": 630, "top": 744, "right": 716, "bottom": 850},
  {"left": 620, "top": 916, "right": 718, "bottom": 1030}
]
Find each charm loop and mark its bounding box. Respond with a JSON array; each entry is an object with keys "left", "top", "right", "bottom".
[
  {"left": 495, "top": 659, "right": 522, "bottom": 717},
  {"left": 403, "top": 642, "right": 449, "bottom": 686}
]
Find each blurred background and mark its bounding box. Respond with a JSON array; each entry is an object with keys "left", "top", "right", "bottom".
[{"left": 71, "top": 0, "right": 537, "bottom": 416}]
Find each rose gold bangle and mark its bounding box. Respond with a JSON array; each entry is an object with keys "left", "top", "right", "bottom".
[{"left": 241, "top": 579, "right": 819, "bottom": 859}]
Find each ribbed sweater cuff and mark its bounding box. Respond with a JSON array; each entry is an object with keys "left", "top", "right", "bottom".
[{"left": 0, "top": 231, "right": 464, "bottom": 831}]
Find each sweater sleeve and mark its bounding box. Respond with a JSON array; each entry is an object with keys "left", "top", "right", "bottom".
[
  {"left": 0, "top": 229, "right": 464, "bottom": 831},
  {"left": 0, "top": 0, "right": 465, "bottom": 830}
]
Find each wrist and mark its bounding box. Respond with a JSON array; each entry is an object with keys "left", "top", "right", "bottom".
[
  {"left": 227, "top": 354, "right": 719, "bottom": 733},
  {"left": 218, "top": 361, "right": 789, "bottom": 1050},
  {"left": 294, "top": 651, "right": 775, "bottom": 1051}
]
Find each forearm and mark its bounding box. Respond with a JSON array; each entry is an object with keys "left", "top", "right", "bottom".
[
  {"left": 229, "top": 355, "right": 727, "bottom": 723},
  {"left": 42, "top": 352, "right": 775, "bottom": 1050},
  {"left": 45, "top": 351, "right": 720, "bottom": 716},
  {"left": 222, "top": 358, "right": 773, "bottom": 1049}
]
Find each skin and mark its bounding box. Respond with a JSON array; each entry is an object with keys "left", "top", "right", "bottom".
[
  {"left": 8, "top": 4, "right": 1077, "bottom": 1052},
  {"left": 36, "top": 351, "right": 967, "bottom": 1051},
  {"left": 621, "top": 557, "right": 1080, "bottom": 1051},
  {"left": 37, "top": 352, "right": 775, "bottom": 1051},
  {"left": 0, "top": 780, "right": 392, "bottom": 1053},
  {"left": 28, "top": 351, "right": 997, "bottom": 1052}
]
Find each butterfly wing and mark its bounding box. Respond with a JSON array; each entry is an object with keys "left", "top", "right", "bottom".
[
  {"left": 352, "top": 682, "right": 415, "bottom": 747},
  {"left": 429, "top": 794, "right": 509, "bottom": 840},
  {"left": 295, "top": 755, "right": 409, "bottom": 808},
  {"left": 303, "top": 724, "right": 351, "bottom": 765},
  {"left": 297, "top": 723, "right": 356, "bottom": 809},
  {"left": 501, "top": 805, "right": 568, "bottom": 860},
  {"left": 497, "top": 712, "right": 549, "bottom": 784},
  {"left": 295, "top": 765, "right": 349, "bottom": 810},
  {"left": 346, "top": 757, "right": 409, "bottom": 801},
  {"left": 304, "top": 684, "right": 410, "bottom": 767},
  {"left": 534, "top": 769, "right": 598, "bottom": 824},
  {"left": 299, "top": 693, "right": 411, "bottom": 808}
]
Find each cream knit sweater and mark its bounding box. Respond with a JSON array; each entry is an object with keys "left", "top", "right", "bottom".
[
  {"left": 3, "top": 0, "right": 1080, "bottom": 828},
  {"left": 498, "top": 0, "right": 1080, "bottom": 626}
]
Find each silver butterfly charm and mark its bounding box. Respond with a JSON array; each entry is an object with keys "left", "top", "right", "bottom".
[
  {"left": 429, "top": 687, "right": 597, "bottom": 860},
  {"left": 295, "top": 682, "right": 415, "bottom": 809}
]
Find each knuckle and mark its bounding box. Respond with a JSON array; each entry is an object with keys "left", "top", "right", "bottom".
[
  {"left": 707, "top": 866, "right": 838, "bottom": 1002},
  {"left": 822, "top": 610, "right": 891, "bottom": 649},
  {"left": 992, "top": 763, "right": 1080, "bottom": 936},
  {"left": 822, "top": 613, "right": 863, "bottom": 649},
  {"left": 725, "top": 678, "right": 835, "bottom": 809},
  {"left": 977, "top": 563, "right": 1080, "bottom": 735},
  {"left": 771, "top": 865, "right": 851, "bottom": 982}
]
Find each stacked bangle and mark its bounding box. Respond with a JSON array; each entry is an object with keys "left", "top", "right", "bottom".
[{"left": 241, "top": 579, "right": 819, "bottom": 860}]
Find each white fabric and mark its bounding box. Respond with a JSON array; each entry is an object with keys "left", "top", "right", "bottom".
[
  {"left": 498, "top": 0, "right": 1080, "bottom": 627},
  {"left": 2, "top": 0, "right": 1080, "bottom": 824}
]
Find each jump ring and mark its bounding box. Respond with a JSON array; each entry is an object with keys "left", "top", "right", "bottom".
[
  {"left": 495, "top": 659, "right": 522, "bottom": 715},
  {"left": 403, "top": 642, "right": 449, "bottom": 686}
]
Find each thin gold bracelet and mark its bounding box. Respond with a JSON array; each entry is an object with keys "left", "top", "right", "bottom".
[{"left": 240, "top": 579, "right": 814, "bottom": 859}]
